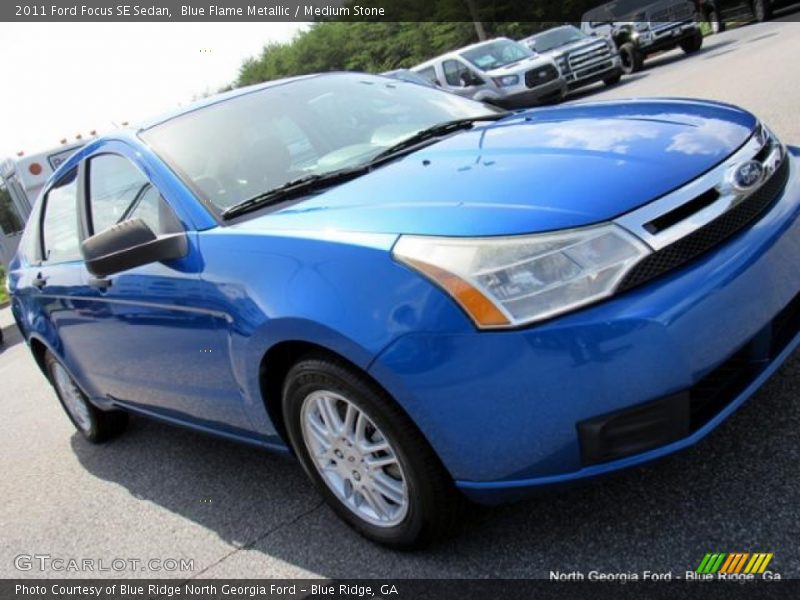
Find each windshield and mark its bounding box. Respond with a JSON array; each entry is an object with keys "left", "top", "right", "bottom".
[
  {"left": 460, "top": 39, "right": 533, "bottom": 72},
  {"left": 141, "top": 73, "right": 498, "bottom": 211},
  {"left": 526, "top": 26, "right": 586, "bottom": 52},
  {"left": 584, "top": 0, "right": 654, "bottom": 22}
]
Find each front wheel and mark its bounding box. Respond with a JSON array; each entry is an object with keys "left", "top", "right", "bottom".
[
  {"left": 45, "top": 351, "right": 128, "bottom": 443},
  {"left": 282, "top": 355, "right": 462, "bottom": 549},
  {"left": 680, "top": 31, "right": 704, "bottom": 54},
  {"left": 618, "top": 42, "right": 644, "bottom": 74},
  {"left": 603, "top": 72, "right": 622, "bottom": 86}
]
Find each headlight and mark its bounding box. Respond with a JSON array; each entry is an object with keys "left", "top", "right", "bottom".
[
  {"left": 492, "top": 74, "right": 519, "bottom": 87},
  {"left": 393, "top": 224, "right": 651, "bottom": 329}
]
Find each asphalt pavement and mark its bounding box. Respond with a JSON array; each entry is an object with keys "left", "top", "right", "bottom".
[{"left": 1, "top": 16, "right": 800, "bottom": 580}]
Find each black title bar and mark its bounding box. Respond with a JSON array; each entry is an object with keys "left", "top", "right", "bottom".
[{"left": 6, "top": 0, "right": 799, "bottom": 22}]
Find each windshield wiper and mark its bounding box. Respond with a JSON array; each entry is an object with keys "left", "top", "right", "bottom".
[
  {"left": 370, "top": 113, "right": 510, "bottom": 162},
  {"left": 221, "top": 113, "right": 510, "bottom": 220},
  {"left": 221, "top": 166, "right": 368, "bottom": 220}
]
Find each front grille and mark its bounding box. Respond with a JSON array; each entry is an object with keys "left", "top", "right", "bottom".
[
  {"left": 525, "top": 65, "right": 559, "bottom": 88},
  {"left": 618, "top": 157, "right": 791, "bottom": 293},
  {"left": 568, "top": 42, "right": 613, "bottom": 72},
  {"left": 579, "top": 289, "right": 800, "bottom": 466}
]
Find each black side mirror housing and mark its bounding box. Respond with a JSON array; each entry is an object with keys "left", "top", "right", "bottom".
[{"left": 81, "top": 218, "right": 188, "bottom": 278}]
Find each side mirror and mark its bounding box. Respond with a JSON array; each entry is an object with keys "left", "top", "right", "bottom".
[{"left": 81, "top": 218, "right": 188, "bottom": 278}]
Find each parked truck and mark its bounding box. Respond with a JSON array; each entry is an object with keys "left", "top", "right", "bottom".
[
  {"left": 412, "top": 37, "right": 567, "bottom": 108},
  {"left": 696, "top": 0, "right": 794, "bottom": 33},
  {"left": 581, "top": 0, "right": 704, "bottom": 74},
  {"left": 520, "top": 25, "right": 624, "bottom": 90}
]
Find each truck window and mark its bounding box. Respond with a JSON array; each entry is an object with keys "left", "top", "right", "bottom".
[{"left": 443, "top": 60, "right": 473, "bottom": 87}]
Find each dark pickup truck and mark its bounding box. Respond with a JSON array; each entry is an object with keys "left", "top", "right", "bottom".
[{"left": 581, "top": 0, "right": 704, "bottom": 74}]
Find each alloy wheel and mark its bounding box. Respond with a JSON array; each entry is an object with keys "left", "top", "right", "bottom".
[
  {"left": 300, "top": 390, "right": 409, "bottom": 528},
  {"left": 52, "top": 363, "right": 92, "bottom": 433}
]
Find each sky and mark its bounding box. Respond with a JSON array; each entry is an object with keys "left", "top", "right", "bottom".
[{"left": 0, "top": 22, "right": 308, "bottom": 158}]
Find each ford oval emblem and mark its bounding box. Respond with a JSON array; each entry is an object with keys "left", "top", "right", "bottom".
[{"left": 732, "top": 160, "right": 764, "bottom": 190}]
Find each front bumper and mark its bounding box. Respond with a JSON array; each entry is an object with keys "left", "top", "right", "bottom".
[
  {"left": 566, "top": 60, "right": 622, "bottom": 89},
  {"left": 639, "top": 22, "right": 700, "bottom": 55},
  {"left": 497, "top": 78, "right": 567, "bottom": 108},
  {"left": 370, "top": 148, "right": 800, "bottom": 503}
]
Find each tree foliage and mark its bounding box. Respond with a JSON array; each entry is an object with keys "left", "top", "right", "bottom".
[{"left": 235, "top": 20, "right": 570, "bottom": 87}]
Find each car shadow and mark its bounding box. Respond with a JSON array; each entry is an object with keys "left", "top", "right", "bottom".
[
  {"left": 774, "top": 3, "right": 800, "bottom": 20},
  {"left": 644, "top": 39, "right": 738, "bottom": 70},
  {"left": 69, "top": 352, "right": 800, "bottom": 578},
  {"left": 0, "top": 321, "right": 24, "bottom": 352},
  {"left": 69, "top": 418, "right": 319, "bottom": 548}
]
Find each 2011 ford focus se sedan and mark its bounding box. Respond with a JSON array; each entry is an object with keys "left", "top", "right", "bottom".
[{"left": 7, "top": 73, "right": 800, "bottom": 548}]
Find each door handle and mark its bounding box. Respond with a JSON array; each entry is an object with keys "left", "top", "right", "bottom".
[
  {"left": 32, "top": 274, "right": 49, "bottom": 289},
  {"left": 88, "top": 276, "right": 113, "bottom": 291}
]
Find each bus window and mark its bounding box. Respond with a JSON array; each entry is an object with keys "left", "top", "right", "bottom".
[{"left": 0, "top": 177, "right": 25, "bottom": 235}]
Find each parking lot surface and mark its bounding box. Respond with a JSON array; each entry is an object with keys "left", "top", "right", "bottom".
[{"left": 1, "top": 17, "right": 799, "bottom": 580}]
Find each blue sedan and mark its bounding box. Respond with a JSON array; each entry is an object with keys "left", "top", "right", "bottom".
[{"left": 7, "top": 73, "right": 800, "bottom": 548}]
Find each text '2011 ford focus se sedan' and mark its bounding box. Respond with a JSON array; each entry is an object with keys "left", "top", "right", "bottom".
[{"left": 8, "top": 73, "right": 800, "bottom": 548}]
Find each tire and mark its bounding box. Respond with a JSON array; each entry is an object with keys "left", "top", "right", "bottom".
[
  {"left": 752, "top": 0, "right": 772, "bottom": 22},
  {"left": 680, "top": 31, "right": 704, "bottom": 54},
  {"left": 618, "top": 42, "right": 644, "bottom": 74},
  {"left": 603, "top": 72, "right": 622, "bottom": 86},
  {"left": 282, "top": 355, "right": 463, "bottom": 549},
  {"left": 45, "top": 351, "right": 128, "bottom": 443}
]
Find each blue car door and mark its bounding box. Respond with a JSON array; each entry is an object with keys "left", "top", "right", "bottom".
[
  {"left": 69, "top": 151, "right": 253, "bottom": 434},
  {"left": 17, "top": 168, "right": 90, "bottom": 382}
]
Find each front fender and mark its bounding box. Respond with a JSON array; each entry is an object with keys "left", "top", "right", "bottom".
[{"left": 195, "top": 228, "right": 473, "bottom": 436}]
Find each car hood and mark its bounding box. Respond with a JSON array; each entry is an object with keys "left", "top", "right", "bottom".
[
  {"left": 483, "top": 54, "right": 552, "bottom": 76},
  {"left": 233, "top": 99, "right": 757, "bottom": 237}
]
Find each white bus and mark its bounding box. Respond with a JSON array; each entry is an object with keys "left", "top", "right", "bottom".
[{"left": 0, "top": 140, "right": 86, "bottom": 266}]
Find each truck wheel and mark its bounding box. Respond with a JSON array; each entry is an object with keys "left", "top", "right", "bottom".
[
  {"left": 282, "top": 355, "right": 463, "bottom": 549},
  {"left": 45, "top": 351, "right": 128, "bottom": 442},
  {"left": 603, "top": 72, "right": 622, "bottom": 86},
  {"left": 680, "top": 31, "right": 704, "bottom": 54},
  {"left": 618, "top": 42, "right": 644, "bottom": 74},
  {"left": 752, "top": 0, "right": 772, "bottom": 21}
]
